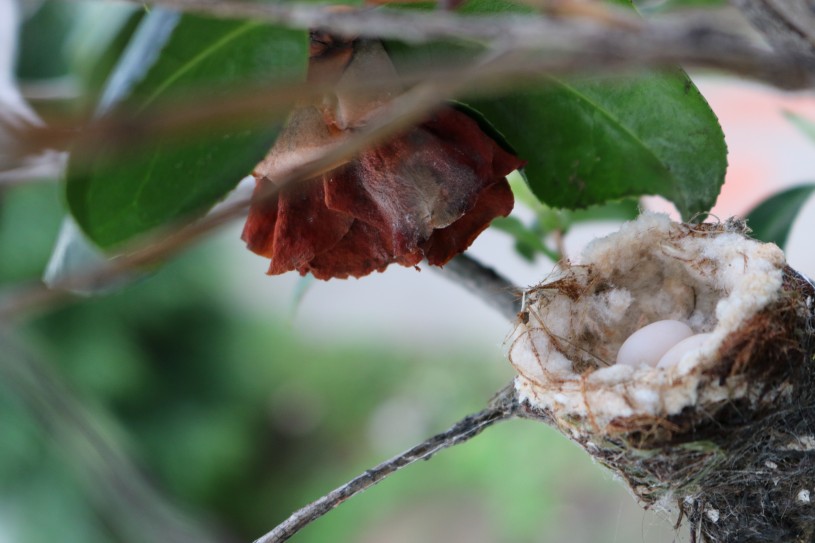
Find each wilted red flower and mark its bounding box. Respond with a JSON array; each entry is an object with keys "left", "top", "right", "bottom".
[{"left": 241, "top": 38, "right": 524, "bottom": 280}]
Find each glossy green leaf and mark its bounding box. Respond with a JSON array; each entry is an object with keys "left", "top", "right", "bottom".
[
  {"left": 468, "top": 70, "right": 727, "bottom": 220},
  {"left": 66, "top": 14, "right": 308, "bottom": 249},
  {"left": 491, "top": 216, "right": 558, "bottom": 262},
  {"left": 745, "top": 184, "right": 815, "bottom": 249}
]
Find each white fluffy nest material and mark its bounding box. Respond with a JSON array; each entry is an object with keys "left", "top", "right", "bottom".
[{"left": 509, "top": 213, "right": 787, "bottom": 430}]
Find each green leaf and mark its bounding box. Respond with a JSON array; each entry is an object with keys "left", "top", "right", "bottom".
[
  {"left": 451, "top": 101, "right": 518, "bottom": 156},
  {"left": 491, "top": 216, "right": 558, "bottom": 262},
  {"left": 497, "top": 174, "right": 640, "bottom": 262},
  {"left": 566, "top": 198, "right": 640, "bottom": 224},
  {"left": 745, "top": 184, "right": 815, "bottom": 249},
  {"left": 66, "top": 14, "right": 308, "bottom": 249},
  {"left": 783, "top": 111, "right": 815, "bottom": 143},
  {"left": 468, "top": 70, "right": 727, "bottom": 220},
  {"left": 17, "top": 1, "right": 80, "bottom": 80}
]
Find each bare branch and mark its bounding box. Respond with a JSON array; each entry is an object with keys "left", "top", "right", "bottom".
[
  {"left": 0, "top": 150, "right": 65, "bottom": 186},
  {"left": 254, "top": 385, "right": 519, "bottom": 543},
  {"left": 731, "top": 0, "right": 815, "bottom": 56},
  {"left": 104, "top": 0, "right": 815, "bottom": 89},
  {"left": 438, "top": 254, "right": 523, "bottom": 322}
]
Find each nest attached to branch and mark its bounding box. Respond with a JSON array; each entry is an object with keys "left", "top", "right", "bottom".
[{"left": 509, "top": 214, "right": 815, "bottom": 543}]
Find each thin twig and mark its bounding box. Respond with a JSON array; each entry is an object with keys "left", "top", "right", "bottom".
[
  {"left": 11, "top": 3, "right": 815, "bottom": 167},
  {"left": 254, "top": 385, "right": 519, "bottom": 543},
  {"left": 439, "top": 254, "right": 522, "bottom": 322},
  {"left": 731, "top": 0, "right": 815, "bottom": 56},
  {"left": 104, "top": 0, "right": 815, "bottom": 88},
  {"left": 14, "top": 4, "right": 815, "bottom": 162}
]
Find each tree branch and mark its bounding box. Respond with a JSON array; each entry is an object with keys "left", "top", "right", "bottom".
[
  {"left": 731, "top": 0, "right": 815, "bottom": 56},
  {"left": 253, "top": 385, "right": 519, "bottom": 543},
  {"left": 108, "top": 0, "right": 815, "bottom": 89}
]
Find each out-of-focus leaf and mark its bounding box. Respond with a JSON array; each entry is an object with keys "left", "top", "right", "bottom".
[
  {"left": 0, "top": 184, "right": 64, "bottom": 283},
  {"left": 492, "top": 216, "right": 557, "bottom": 262},
  {"left": 44, "top": 218, "right": 140, "bottom": 295},
  {"left": 784, "top": 111, "right": 815, "bottom": 143},
  {"left": 65, "top": 2, "right": 144, "bottom": 108},
  {"left": 498, "top": 174, "right": 639, "bottom": 262},
  {"left": 290, "top": 275, "right": 315, "bottom": 318},
  {"left": 460, "top": 0, "right": 531, "bottom": 13},
  {"left": 66, "top": 14, "right": 308, "bottom": 249},
  {"left": 16, "top": 1, "right": 79, "bottom": 80},
  {"left": 565, "top": 198, "right": 640, "bottom": 224},
  {"left": 745, "top": 184, "right": 815, "bottom": 249}
]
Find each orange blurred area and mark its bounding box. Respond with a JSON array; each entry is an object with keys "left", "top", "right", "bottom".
[
  {"left": 703, "top": 79, "right": 815, "bottom": 216},
  {"left": 644, "top": 78, "right": 815, "bottom": 277}
]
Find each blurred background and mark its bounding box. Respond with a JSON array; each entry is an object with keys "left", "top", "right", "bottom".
[{"left": 3, "top": 1, "right": 815, "bottom": 543}]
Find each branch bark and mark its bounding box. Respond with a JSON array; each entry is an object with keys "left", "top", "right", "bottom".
[
  {"left": 731, "top": 0, "right": 815, "bottom": 56},
  {"left": 109, "top": 0, "right": 815, "bottom": 89},
  {"left": 253, "top": 385, "right": 519, "bottom": 543}
]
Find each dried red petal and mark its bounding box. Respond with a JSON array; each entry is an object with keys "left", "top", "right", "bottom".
[
  {"left": 241, "top": 36, "right": 525, "bottom": 280},
  {"left": 421, "top": 179, "right": 515, "bottom": 265},
  {"left": 243, "top": 177, "right": 353, "bottom": 275},
  {"left": 304, "top": 220, "right": 397, "bottom": 280}
]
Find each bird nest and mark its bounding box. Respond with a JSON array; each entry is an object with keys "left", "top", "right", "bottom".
[{"left": 509, "top": 214, "right": 815, "bottom": 542}]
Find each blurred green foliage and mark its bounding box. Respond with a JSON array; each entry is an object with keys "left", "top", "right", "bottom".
[{"left": 0, "top": 182, "right": 647, "bottom": 543}]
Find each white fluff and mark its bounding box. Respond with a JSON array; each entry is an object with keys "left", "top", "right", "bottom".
[{"left": 510, "top": 213, "right": 786, "bottom": 429}]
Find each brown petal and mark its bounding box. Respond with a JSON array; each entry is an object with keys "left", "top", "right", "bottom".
[
  {"left": 324, "top": 107, "right": 523, "bottom": 267},
  {"left": 240, "top": 181, "right": 279, "bottom": 258},
  {"left": 324, "top": 114, "right": 493, "bottom": 245},
  {"left": 253, "top": 105, "right": 347, "bottom": 183},
  {"left": 421, "top": 177, "right": 515, "bottom": 265},
  {"left": 303, "top": 220, "right": 398, "bottom": 280},
  {"left": 242, "top": 176, "right": 353, "bottom": 275},
  {"left": 323, "top": 127, "right": 468, "bottom": 256},
  {"left": 243, "top": 34, "right": 526, "bottom": 280}
]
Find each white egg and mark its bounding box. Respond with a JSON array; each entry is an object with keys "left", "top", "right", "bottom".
[
  {"left": 656, "top": 333, "right": 713, "bottom": 369},
  {"left": 615, "top": 320, "right": 693, "bottom": 367}
]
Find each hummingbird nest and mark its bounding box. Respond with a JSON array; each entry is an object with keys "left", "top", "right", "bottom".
[{"left": 509, "top": 213, "right": 815, "bottom": 543}]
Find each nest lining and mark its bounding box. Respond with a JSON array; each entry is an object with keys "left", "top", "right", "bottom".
[{"left": 510, "top": 213, "right": 786, "bottom": 428}]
